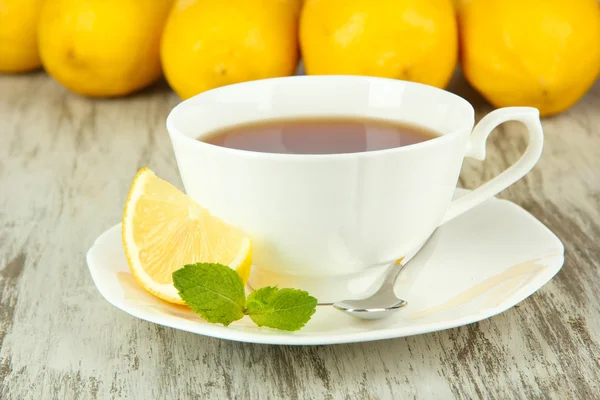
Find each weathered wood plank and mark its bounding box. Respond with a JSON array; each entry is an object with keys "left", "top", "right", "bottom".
[{"left": 0, "top": 72, "right": 598, "bottom": 399}]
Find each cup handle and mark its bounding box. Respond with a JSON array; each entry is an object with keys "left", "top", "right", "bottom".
[{"left": 440, "top": 107, "right": 544, "bottom": 225}]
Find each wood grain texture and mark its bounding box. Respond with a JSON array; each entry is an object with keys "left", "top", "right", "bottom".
[{"left": 0, "top": 72, "right": 599, "bottom": 400}]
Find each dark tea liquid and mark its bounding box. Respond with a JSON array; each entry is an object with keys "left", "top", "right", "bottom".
[{"left": 201, "top": 117, "right": 439, "bottom": 155}]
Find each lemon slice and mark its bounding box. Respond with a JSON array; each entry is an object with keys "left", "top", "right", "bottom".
[{"left": 122, "top": 168, "right": 252, "bottom": 304}]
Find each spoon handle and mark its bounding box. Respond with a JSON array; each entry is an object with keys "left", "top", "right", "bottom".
[{"left": 384, "top": 232, "right": 435, "bottom": 287}]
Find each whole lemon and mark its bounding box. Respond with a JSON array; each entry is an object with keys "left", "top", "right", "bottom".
[
  {"left": 161, "top": 0, "right": 300, "bottom": 99},
  {"left": 38, "top": 0, "right": 174, "bottom": 97},
  {"left": 0, "top": 0, "right": 44, "bottom": 73},
  {"left": 300, "top": 0, "right": 458, "bottom": 89},
  {"left": 459, "top": 0, "right": 600, "bottom": 116}
]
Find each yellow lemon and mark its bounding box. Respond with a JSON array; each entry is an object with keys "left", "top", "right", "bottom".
[
  {"left": 0, "top": 0, "right": 44, "bottom": 73},
  {"left": 459, "top": 0, "right": 600, "bottom": 116},
  {"left": 452, "top": 0, "right": 468, "bottom": 12},
  {"left": 38, "top": 0, "right": 174, "bottom": 97},
  {"left": 300, "top": 0, "right": 458, "bottom": 89},
  {"left": 161, "top": 0, "right": 299, "bottom": 99},
  {"left": 122, "top": 169, "right": 252, "bottom": 304}
]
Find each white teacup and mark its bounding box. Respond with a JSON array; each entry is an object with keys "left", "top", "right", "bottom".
[{"left": 167, "top": 76, "right": 543, "bottom": 303}]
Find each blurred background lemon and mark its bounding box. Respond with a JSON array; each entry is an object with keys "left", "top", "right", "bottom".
[
  {"left": 0, "top": 0, "right": 597, "bottom": 115},
  {"left": 38, "top": 0, "right": 173, "bottom": 97},
  {"left": 161, "top": 0, "right": 300, "bottom": 99},
  {"left": 459, "top": 0, "right": 600, "bottom": 116},
  {"left": 300, "top": 0, "right": 458, "bottom": 89},
  {"left": 0, "top": 0, "right": 45, "bottom": 73}
]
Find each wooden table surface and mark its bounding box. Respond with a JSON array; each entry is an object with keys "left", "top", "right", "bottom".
[{"left": 1, "top": 72, "right": 599, "bottom": 399}]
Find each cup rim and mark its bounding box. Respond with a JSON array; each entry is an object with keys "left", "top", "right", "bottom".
[{"left": 166, "top": 75, "right": 475, "bottom": 160}]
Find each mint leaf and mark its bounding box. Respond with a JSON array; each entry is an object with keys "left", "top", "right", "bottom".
[
  {"left": 172, "top": 263, "right": 245, "bottom": 326},
  {"left": 245, "top": 286, "right": 318, "bottom": 331}
]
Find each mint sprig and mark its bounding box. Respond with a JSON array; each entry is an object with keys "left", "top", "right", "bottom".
[
  {"left": 172, "top": 263, "right": 318, "bottom": 331},
  {"left": 172, "top": 263, "right": 246, "bottom": 326},
  {"left": 246, "top": 286, "right": 317, "bottom": 331}
]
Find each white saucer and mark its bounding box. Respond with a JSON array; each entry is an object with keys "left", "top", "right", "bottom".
[{"left": 87, "top": 191, "right": 564, "bottom": 345}]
